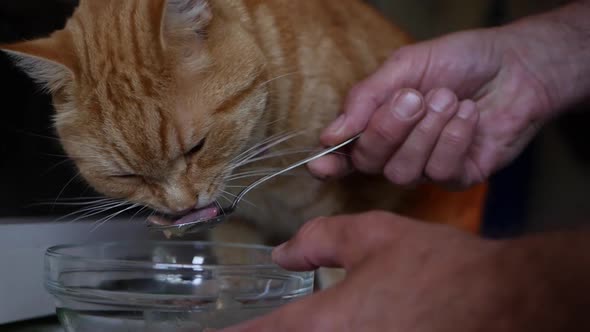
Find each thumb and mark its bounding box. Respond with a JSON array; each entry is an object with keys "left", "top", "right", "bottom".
[
  {"left": 321, "top": 45, "right": 428, "bottom": 146},
  {"left": 272, "top": 212, "right": 402, "bottom": 271}
]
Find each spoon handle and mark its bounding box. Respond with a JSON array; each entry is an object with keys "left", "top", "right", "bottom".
[{"left": 231, "top": 134, "right": 361, "bottom": 210}]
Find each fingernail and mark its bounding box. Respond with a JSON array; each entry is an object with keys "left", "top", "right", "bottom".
[
  {"left": 458, "top": 103, "right": 477, "bottom": 119},
  {"left": 272, "top": 242, "right": 288, "bottom": 262},
  {"left": 393, "top": 90, "right": 423, "bottom": 119},
  {"left": 429, "top": 89, "right": 455, "bottom": 113},
  {"left": 307, "top": 159, "right": 326, "bottom": 180},
  {"left": 326, "top": 114, "right": 346, "bottom": 135}
]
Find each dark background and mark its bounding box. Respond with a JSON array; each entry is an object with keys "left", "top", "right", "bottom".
[
  {"left": 0, "top": 0, "right": 86, "bottom": 217},
  {"left": 0, "top": 0, "right": 588, "bottom": 235}
]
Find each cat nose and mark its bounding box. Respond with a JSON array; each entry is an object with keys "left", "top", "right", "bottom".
[
  {"left": 196, "top": 194, "right": 213, "bottom": 209},
  {"left": 161, "top": 184, "right": 198, "bottom": 214}
]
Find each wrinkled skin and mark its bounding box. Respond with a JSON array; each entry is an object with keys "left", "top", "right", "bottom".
[{"left": 308, "top": 1, "right": 590, "bottom": 189}]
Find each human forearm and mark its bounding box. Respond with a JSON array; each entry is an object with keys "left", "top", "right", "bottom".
[
  {"left": 498, "top": 1, "right": 590, "bottom": 118},
  {"left": 225, "top": 213, "right": 590, "bottom": 332},
  {"left": 493, "top": 230, "right": 590, "bottom": 331}
]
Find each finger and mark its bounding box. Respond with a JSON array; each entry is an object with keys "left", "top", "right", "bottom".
[
  {"left": 425, "top": 100, "right": 479, "bottom": 188},
  {"left": 307, "top": 154, "right": 353, "bottom": 179},
  {"left": 321, "top": 46, "right": 428, "bottom": 146},
  {"left": 384, "top": 88, "right": 459, "bottom": 186},
  {"left": 272, "top": 212, "right": 400, "bottom": 271},
  {"left": 351, "top": 89, "right": 426, "bottom": 174}
]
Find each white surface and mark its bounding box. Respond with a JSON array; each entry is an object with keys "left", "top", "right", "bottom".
[{"left": 0, "top": 218, "right": 158, "bottom": 324}]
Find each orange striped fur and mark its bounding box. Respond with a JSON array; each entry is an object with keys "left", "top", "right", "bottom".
[{"left": 1, "top": 0, "right": 486, "bottom": 245}]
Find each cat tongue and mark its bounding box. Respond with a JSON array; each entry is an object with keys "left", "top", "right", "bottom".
[{"left": 173, "top": 204, "right": 220, "bottom": 225}]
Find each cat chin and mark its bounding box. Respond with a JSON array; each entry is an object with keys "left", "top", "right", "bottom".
[{"left": 147, "top": 203, "right": 219, "bottom": 226}]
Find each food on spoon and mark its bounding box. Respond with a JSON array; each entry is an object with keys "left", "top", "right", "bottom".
[{"left": 148, "top": 204, "right": 220, "bottom": 239}]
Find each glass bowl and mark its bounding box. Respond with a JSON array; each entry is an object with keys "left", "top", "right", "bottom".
[{"left": 45, "top": 241, "right": 314, "bottom": 331}]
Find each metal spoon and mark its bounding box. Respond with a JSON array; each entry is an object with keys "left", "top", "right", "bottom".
[{"left": 147, "top": 134, "right": 360, "bottom": 237}]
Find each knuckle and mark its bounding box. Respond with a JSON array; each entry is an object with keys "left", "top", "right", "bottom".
[
  {"left": 439, "top": 88, "right": 458, "bottom": 103},
  {"left": 362, "top": 210, "right": 394, "bottom": 223},
  {"left": 352, "top": 150, "right": 382, "bottom": 174},
  {"left": 438, "top": 87, "right": 454, "bottom": 95},
  {"left": 371, "top": 120, "right": 398, "bottom": 143},
  {"left": 298, "top": 216, "right": 328, "bottom": 240},
  {"left": 391, "top": 46, "right": 413, "bottom": 60},
  {"left": 414, "top": 119, "right": 437, "bottom": 138},
  {"left": 385, "top": 163, "right": 419, "bottom": 186},
  {"left": 425, "top": 162, "right": 455, "bottom": 183},
  {"left": 359, "top": 210, "right": 409, "bottom": 239},
  {"left": 397, "top": 144, "right": 424, "bottom": 162},
  {"left": 347, "top": 83, "right": 369, "bottom": 103},
  {"left": 440, "top": 125, "right": 470, "bottom": 147}
]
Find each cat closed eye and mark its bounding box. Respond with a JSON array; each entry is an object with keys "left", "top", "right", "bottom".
[
  {"left": 112, "top": 174, "right": 140, "bottom": 180},
  {"left": 187, "top": 137, "right": 206, "bottom": 156}
]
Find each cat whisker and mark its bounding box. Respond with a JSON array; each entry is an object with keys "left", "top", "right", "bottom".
[
  {"left": 225, "top": 171, "right": 303, "bottom": 182},
  {"left": 89, "top": 202, "right": 138, "bottom": 227},
  {"left": 67, "top": 205, "right": 125, "bottom": 224},
  {"left": 51, "top": 200, "right": 126, "bottom": 223},
  {"left": 260, "top": 113, "right": 291, "bottom": 128},
  {"left": 40, "top": 159, "right": 76, "bottom": 177},
  {"left": 33, "top": 198, "right": 116, "bottom": 207},
  {"left": 214, "top": 199, "right": 226, "bottom": 216},
  {"left": 257, "top": 71, "right": 301, "bottom": 89},
  {"left": 65, "top": 200, "right": 128, "bottom": 220},
  {"left": 144, "top": 210, "right": 157, "bottom": 225},
  {"left": 53, "top": 196, "right": 108, "bottom": 201},
  {"left": 128, "top": 206, "right": 148, "bottom": 223},
  {"left": 224, "top": 142, "right": 348, "bottom": 184},
  {"left": 235, "top": 148, "right": 322, "bottom": 168},
  {"left": 225, "top": 171, "right": 281, "bottom": 181},
  {"left": 90, "top": 203, "right": 140, "bottom": 233},
  {"left": 78, "top": 184, "right": 94, "bottom": 198},
  {"left": 40, "top": 153, "right": 70, "bottom": 158},
  {"left": 230, "top": 130, "right": 305, "bottom": 170},
  {"left": 228, "top": 130, "right": 299, "bottom": 166},
  {"left": 53, "top": 172, "right": 82, "bottom": 209},
  {"left": 241, "top": 149, "right": 352, "bottom": 168},
  {"left": 220, "top": 190, "right": 259, "bottom": 211},
  {"left": 237, "top": 129, "right": 303, "bottom": 163},
  {"left": 226, "top": 168, "right": 283, "bottom": 178},
  {"left": 17, "top": 131, "right": 111, "bottom": 153},
  {"left": 241, "top": 130, "right": 302, "bottom": 157},
  {"left": 217, "top": 193, "right": 234, "bottom": 206}
]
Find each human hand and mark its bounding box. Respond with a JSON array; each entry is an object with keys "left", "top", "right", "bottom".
[
  {"left": 308, "top": 27, "right": 554, "bottom": 189},
  {"left": 219, "top": 211, "right": 530, "bottom": 332}
]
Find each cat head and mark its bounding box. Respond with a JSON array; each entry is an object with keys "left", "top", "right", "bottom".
[{"left": 1, "top": 0, "right": 269, "bottom": 218}]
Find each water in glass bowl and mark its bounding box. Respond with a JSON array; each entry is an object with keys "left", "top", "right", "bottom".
[{"left": 45, "top": 241, "right": 314, "bottom": 332}]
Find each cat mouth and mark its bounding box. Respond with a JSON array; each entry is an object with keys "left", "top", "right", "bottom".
[{"left": 147, "top": 203, "right": 220, "bottom": 226}]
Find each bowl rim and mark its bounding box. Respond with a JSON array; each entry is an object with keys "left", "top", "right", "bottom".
[{"left": 45, "top": 240, "right": 286, "bottom": 270}]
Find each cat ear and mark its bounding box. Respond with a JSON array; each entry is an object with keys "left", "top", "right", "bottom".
[
  {"left": 160, "top": 0, "right": 212, "bottom": 45},
  {"left": 0, "top": 36, "right": 76, "bottom": 93}
]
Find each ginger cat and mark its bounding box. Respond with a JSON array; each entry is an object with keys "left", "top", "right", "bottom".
[{"left": 1, "top": 0, "right": 487, "bottom": 280}]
